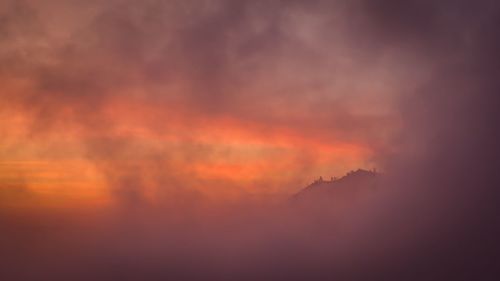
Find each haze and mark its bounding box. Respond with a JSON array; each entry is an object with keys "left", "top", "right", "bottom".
[{"left": 1, "top": 0, "right": 499, "bottom": 280}]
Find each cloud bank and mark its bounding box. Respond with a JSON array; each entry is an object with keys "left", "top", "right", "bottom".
[{"left": 1, "top": 0, "right": 500, "bottom": 280}]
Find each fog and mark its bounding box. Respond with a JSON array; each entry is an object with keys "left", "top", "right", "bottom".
[{"left": 1, "top": 0, "right": 500, "bottom": 280}]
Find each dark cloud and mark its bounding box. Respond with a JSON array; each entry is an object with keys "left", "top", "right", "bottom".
[{"left": 343, "top": 0, "right": 500, "bottom": 279}]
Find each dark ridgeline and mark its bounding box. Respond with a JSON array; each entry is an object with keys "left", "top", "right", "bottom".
[{"left": 292, "top": 169, "right": 380, "bottom": 206}]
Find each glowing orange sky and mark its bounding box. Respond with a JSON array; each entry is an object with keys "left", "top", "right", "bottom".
[
  {"left": 0, "top": 0, "right": 413, "bottom": 207},
  {"left": 0, "top": 96, "right": 380, "bottom": 206}
]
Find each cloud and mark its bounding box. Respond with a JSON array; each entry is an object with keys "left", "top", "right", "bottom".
[
  {"left": 2, "top": 0, "right": 500, "bottom": 279},
  {"left": 0, "top": 0, "right": 402, "bottom": 202}
]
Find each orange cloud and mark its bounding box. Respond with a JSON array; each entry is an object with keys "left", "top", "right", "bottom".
[{"left": 0, "top": 0, "right": 401, "bottom": 208}]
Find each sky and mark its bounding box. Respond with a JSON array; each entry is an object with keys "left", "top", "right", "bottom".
[
  {"left": 1, "top": 0, "right": 500, "bottom": 280},
  {"left": 0, "top": 0, "right": 417, "bottom": 207}
]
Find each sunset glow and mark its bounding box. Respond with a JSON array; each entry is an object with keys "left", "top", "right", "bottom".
[
  {"left": 3, "top": 1, "right": 497, "bottom": 280},
  {"left": 0, "top": 0, "right": 405, "bottom": 207}
]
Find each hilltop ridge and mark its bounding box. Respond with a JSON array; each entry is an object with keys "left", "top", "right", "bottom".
[{"left": 292, "top": 169, "right": 380, "bottom": 204}]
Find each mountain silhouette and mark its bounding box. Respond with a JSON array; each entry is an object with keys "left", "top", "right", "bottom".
[{"left": 291, "top": 169, "right": 380, "bottom": 206}]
